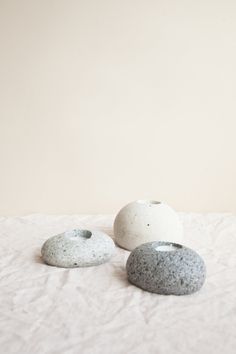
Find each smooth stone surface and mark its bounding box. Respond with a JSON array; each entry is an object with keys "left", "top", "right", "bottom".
[
  {"left": 114, "top": 200, "right": 183, "bottom": 251},
  {"left": 41, "top": 229, "right": 115, "bottom": 268},
  {"left": 126, "top": 241, "right": 206, "bottom": 295}
]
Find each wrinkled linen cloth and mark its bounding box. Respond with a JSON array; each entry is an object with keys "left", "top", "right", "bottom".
[{"left": 0, "top": 213, "right": 236, "bottom": 354}]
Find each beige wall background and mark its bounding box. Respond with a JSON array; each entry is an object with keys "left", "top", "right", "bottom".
[{"left": 0, "top": 0, "right": 236, "bottom": 215}]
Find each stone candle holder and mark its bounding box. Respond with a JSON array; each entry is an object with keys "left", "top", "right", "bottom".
[
  {"left": 126, "top": 241, "right": 206, "bottom": 295},
  {"left": 41, "top": 229, "right": 115, "bottom": 268},
  {"left": 114, "top": 200, "right": 183, "bottom": 251}
]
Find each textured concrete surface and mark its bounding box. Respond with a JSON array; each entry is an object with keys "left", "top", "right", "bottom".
[{"left": 114, "top": 200, "right": 183, "bottom": 251}]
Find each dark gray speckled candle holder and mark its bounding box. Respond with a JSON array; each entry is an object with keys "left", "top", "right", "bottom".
[{"left": 126, "top": 241, "right": 206, "bottom": 295}]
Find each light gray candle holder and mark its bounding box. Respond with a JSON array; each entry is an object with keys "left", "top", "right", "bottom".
[
  {"left": 126, "top": 241, "right": 206, "bottom": 295},
  {"left": 41, "top": 229, "right": 115, "bottom": 268}
]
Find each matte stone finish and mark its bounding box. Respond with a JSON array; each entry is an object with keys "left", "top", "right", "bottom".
[
  {"left": 126, "top": 241, "right": 206, "bottom": 295},
  {"left": 114, "top": 200, "right": 183, "bottom": 251},
  {"left": 41, "top": 229, "right": 115, "bottom": 268}
]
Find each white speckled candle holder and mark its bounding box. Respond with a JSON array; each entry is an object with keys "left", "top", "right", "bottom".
[{"left": 114, "top": 200, "right": 183, "bottom": 251}]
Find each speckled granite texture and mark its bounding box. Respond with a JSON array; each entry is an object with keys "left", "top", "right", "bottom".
[
  {"left": 126, "top": 241, "right": 206, "bottom": 295},
  {"left": 41, "top": 229, "right": 115, "bottom": 267}
]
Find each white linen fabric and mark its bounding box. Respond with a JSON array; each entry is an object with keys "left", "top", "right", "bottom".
[{"left": 0, "top": 213, "right": 235, "bottom": 354}]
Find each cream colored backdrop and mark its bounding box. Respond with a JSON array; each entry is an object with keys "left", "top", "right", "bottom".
[{"left": 0, "top": 0, "right": 236, "bottom": 215}]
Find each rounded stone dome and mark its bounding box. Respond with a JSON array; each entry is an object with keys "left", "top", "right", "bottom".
[{"left": 114, "top": 200, "right": 183, "bottom": 251}]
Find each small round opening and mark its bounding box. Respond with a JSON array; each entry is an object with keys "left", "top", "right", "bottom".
[
  {"left": 155, "top": 243, "right": 182, "bottom": 252},
  {"left": 65, "top": 229, "right": 92, "bottom": 239},
  {"left": 138, "top": 200, "right": 161, "bottom": 205}
]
